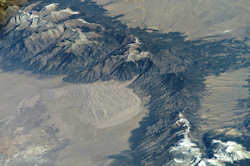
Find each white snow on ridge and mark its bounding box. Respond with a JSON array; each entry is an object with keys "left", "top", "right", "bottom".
[
  {"left": 166, "top": 113, "right": 250, "bottom": 166},
  {"left": 44, "top": 3, "right": 58, "bottom": 12},
  {"left": 126, "top": 37, "right": 150, "bottom": 62},
  {"left": 167, "top": 113, "right": 203, "bottom": 166},
  {"left": 212, "top": 140, "right": 250, "bottom": 163}
]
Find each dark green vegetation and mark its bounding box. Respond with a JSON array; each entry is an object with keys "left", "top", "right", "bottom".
[{"left": 0, "top": 0, "right": 250, "bottom": 165}]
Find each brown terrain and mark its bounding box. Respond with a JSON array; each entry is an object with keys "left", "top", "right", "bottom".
[
  {"left": 0, "top": 0, "right": 27, "bottom": 24},
  {"left": 95, "top": 0, "right": 250, "bottom": 39},
  {"left": 0, "top": 0, "right": 250, "bottom": 166}
]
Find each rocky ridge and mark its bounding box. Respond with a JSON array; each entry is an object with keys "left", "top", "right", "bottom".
[{"left": 0, "top": 0, "right": 250, "bottom": 166}]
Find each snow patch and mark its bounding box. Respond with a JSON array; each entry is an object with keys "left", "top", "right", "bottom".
[
  {"left": 126, "top": 37, "right": 150, "bottom": 62},
  {"left": 212, "top": 140, "right": 250, "bottom": 163},
  {"left": 166, "top": 113, "right": 250, "bottom": 166},
  {"left": 223, "top": 29, "right": 232, "bottom": 33}
]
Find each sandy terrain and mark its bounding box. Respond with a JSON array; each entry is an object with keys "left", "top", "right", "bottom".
[
  {"left": 199, "top": 68, "right": 249, "bottom": 134},
  {"left": 0, "top": 70, "right": 147, "bottom": 166},
  {"left": 94, "top": 0, "right": 250, "bottom": 39}
]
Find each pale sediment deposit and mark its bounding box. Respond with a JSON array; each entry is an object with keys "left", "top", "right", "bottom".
[
  {"left": 200, "top": 68, "right": 249, "bottom": 132},
  {"left": 0, "top": 70, "right": 146, "bottom": 166}
]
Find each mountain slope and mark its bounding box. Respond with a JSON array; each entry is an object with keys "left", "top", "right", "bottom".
[{"left": 0, "top": 0, "right": 250, "bottom": 166}]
